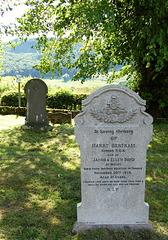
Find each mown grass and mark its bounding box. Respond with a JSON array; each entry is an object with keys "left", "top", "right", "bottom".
[{"left": 0, "top": 115, "right": 167, "bottom": 240}]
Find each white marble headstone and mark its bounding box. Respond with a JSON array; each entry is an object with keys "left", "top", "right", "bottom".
[{"left": 73, "top": 85, "right": 153, "bottom": 233}]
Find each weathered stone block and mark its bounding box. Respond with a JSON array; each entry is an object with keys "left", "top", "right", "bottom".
[{"left": 22, "top": 78, "right": 52, "bottom": 131}]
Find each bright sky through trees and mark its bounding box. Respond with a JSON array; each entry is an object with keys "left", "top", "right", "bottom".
[{"left": 0, "top": 4, "right": 28, "bottom": 42}]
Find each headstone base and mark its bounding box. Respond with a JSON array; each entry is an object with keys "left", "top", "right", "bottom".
[
  {"left": 72, "top": 222, "right": 154, "bottom": 234},
  {"left": 21, "top": 124, "right": 52, "bottom": 131}
]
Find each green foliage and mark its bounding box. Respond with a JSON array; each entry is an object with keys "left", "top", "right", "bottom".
[
  {"left": 73, "top": 94, "right": 88, "bottom": 110},
  {"left": 0, "top": 76, "right": 31, "bottom": 99},
  {"left": 1, "top": 91, "right": 26, "bottom": 107},
  {"left": 5, "top": 0, "right": 167, "bottom": 116},
  {"left": 127, "top": 74, "right": 168, "bottom": 117},
  {"left": 47, "top": 89, "right": 74, "bottom": 109},
  {"left": 10, "top": 0, "right": 168, "bottom": 79},
  {"left": 1, "top": 39, "right": 42, "bottom": 77},
  {"left": 1, "top": 39, "right": 81, "bottom": 78},
  {"left": 0, "top": 38, "right": 3, "bottom": 70},
  {"left": 1, "top": 51, "right": 41, "bottom": 77},
  {"left": 46, "top": 89, "right": 88, "bottom": 110},
  {"left": 0, "top": 0, "right": 14, "bottom": 17},
  {"left": 1, "top": 89, "right": 87, "bottom": 111}
]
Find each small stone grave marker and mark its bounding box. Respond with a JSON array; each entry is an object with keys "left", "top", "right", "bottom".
[
  {"left": 73, "top": 85, "right": 153, "bottom": 233},
  {"left": 22, "top": 78, "right": 52, "bottom": 131}
]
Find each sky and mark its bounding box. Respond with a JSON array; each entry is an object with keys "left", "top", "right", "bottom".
[
  {"left": 0, "top": 3, "right": 56, "bottom": 43},
  {"left": 0, "top": 4, "right": 28, "bottom": 42}
]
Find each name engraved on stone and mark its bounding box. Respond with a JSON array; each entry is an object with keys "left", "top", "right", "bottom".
[
  {"left": 82, "top": 127, "right": 143, "bottom": 192},
  {"left": 73, "top": 85, "right": 153, "bottom": 233}
]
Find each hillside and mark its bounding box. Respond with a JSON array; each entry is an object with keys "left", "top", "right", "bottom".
[
  {"left": 1, "top": 39, "right": 122, "bottom": 79},
  {"left": 0, "top": 39, "right": 80, "bottom": 78}
]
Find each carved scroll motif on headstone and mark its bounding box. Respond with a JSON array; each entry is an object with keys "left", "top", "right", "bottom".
[{"left": 90, "top": 95, "right": 137, "bottom": 123}]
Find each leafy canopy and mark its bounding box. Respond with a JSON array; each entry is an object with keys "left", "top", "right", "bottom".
[
  {"left": 0, "top": 0, "right": 20, "bottom": 69},
  {"left": 3, "top": 0, "right": 168, "bottom": 80},
  {"left": 2, "top": 1, "right": 162, "bottom": 78},
  {"left": 2, "top": 0, "right": 168, "bottom": 116}
]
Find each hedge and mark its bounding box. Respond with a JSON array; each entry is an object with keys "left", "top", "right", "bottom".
[
  {"left": 1, "top": 92, "right": 26, "bottom": 107},
  {"left": 46, "top": 89, "right": 75, "bottom": 109},
  {"left": 1, "top": 90, "right": 88, "bottom": 110}
]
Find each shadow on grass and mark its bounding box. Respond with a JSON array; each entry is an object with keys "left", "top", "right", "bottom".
[
  {"left": 0, "top": 122, "right": 167, "bottom": 240},
  {"left": 145, "top": 121, "right": 168, "bottom": 240},
  {"left": 0, "top": 124, "right": 81, "bottom": 239}
]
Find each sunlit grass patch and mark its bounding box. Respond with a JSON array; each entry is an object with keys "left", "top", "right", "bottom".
[
  {"left": 145, "top": 121, "right": 168, "bottom": 239},
  {"left": 0, "top": 115, "right": 25, "bottom": 130},
  {"left": 0, "top": 115, "right": 167, "bottom": 239}
]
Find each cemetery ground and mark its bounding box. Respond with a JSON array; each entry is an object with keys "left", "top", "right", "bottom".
[{"left": 0, "top": 115, "right": 167, "bottom": 240}]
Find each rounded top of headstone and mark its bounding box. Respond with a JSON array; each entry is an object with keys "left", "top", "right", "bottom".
[
  {"left": 75, "top": 84, "right": 153, "bottom": 126},
  {"left": 24, "top": 78, "right": 48, "bottom": 94},
  {"left": 82, "top": 85, "right": 146, "bottom": 106}
]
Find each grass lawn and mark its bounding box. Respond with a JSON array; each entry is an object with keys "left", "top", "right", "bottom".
[{"left": 0, "top": 115, "right": 167, "bottom": 240}]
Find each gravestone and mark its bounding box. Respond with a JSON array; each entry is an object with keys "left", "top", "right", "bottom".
[
  {"left": 73, "top": 85, "right": 153, "bottom": 233},
  {"left": 22, "top": 78, "right": 52, "bottom": 131}
]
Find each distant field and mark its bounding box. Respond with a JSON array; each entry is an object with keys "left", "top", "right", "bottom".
[
  {"left": 0, "top": 75, "right": 127, "bottom": 99},
  {"left": 44, "top": 78, "right": 108, "bottom": 94},
  {"left": 43, "top": 76, "right": 127, "bottom": 94}
]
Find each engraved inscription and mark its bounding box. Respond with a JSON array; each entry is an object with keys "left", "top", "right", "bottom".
[
  {"left": 74, "top": 85, "right": 153, "bottom": 226},
  {"left": 82, "top": 128, "right": 144, "bottom": 191}
]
